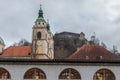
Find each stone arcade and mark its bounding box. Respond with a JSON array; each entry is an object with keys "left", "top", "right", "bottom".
[{"left": 0, "top": 5, "right": 120, "bottom": 80}]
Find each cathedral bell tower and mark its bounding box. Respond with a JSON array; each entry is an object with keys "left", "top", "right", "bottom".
[{"left": 32, "top": 5, "right": 54, "bottom": 59}]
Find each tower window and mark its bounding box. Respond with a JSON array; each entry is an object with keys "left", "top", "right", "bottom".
[{"left": 37, "top": 32, "right": 41, "bottom": 40}]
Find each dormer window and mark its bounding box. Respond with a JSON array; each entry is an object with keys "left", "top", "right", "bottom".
[{"left": 96, "top": 56, "right": 103, "bottom": 60}]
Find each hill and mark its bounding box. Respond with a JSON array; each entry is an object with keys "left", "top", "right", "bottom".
[{"left": 54, "top": 32, "right": 87, "bottom": 59}]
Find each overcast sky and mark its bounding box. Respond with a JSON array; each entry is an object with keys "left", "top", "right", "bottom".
[{"left": 0, "top": 0, "right": 120, "bottom": 51}]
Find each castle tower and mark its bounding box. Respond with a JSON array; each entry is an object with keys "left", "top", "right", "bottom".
[
  {"left": 79, "top": 32, "right": 87, "bottom": 46},
  {"left": 79, "top": 32, "right": 85, "bottom": 40},
  {"left": 32, "top": 5, "right": 54, "bottom": 59}
]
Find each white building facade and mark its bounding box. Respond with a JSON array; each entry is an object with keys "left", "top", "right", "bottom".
[{"left": 0, "top": 59, "right": 120, "bottom": 80}]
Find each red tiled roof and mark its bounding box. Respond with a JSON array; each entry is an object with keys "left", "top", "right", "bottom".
[
  {"left": 68, "top": 44, "right": 120, "bottom": 60},
  {"left": 1, "top": 46, "right": 32, "bottom": 57}
]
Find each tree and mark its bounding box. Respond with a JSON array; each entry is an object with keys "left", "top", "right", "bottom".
[
  {"left": 101, "top": 42, "right": 107, "bottom": 48},
  {"left": 13, "top": 39, "right": 31, "bottom": 46}
]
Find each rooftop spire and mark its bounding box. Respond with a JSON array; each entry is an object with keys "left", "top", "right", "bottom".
[
  {"left": 47, "top": 19, "right": 49, "bottom": 23},
  {"left": 47, "top": 19, "right": 50, "bottom": 30},
  {"left": 38, "top": 4, "right": 43, "bottom": 18}
]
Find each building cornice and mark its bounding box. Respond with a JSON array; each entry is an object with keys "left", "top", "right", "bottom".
[{"left": 0, "top": 58, "right": 120, "bottom": 66}]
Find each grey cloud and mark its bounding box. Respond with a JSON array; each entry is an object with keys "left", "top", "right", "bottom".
[{"left": 0, "top": 0, "right": 120, "bottom": 51}]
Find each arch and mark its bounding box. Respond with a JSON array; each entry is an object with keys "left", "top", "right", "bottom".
[
  {"left": 93, "top": 68, "right": 115, "bottom": 80},
  {"left": 59, "top": 68, "right": 81, "bottom": 80},
  {"left": 37, "top": 32, "right": 41, "bottom": 40},
  {"left": 0, "top": 67, "right": 11, "bottom": 79},
  {"left": 24, "top": 68, "right": 46, "bottom": 79}
]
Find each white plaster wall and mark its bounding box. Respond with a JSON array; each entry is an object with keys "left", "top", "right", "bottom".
[
  {"left": 0, "top": 44, "right": 4, "bottom": 53},
  {"left": 0, "top": 65, "right": 119, "bottom": 80}
]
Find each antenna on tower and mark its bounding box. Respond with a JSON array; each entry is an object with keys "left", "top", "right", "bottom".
[{"left": 94, "top": 32, "right": 96, "bottom": 37}]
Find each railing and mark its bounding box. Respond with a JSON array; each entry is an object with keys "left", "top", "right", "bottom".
[
  {"left": 24, "top": 79, "right": 80, "bottom": 80},
  {"left": 0, "top": 79, "right": 80, "bottom": 80},
  {"left": 23, "top": 79, "right": 46, "bottom": 80},
  {"left": 0, "top": 79, "right": 11, "bottom": 80},
  {"left": 59, "top": 79, "right": 81, "bottom": 80}
]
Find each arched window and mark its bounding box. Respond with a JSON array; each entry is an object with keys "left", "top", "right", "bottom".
[
  {"left": 59, "top": 68, "right": 81, "bottom": 80},
  {"left": 37, "top": 32, "right": 41, "bottom": 40},
  {"left": 93, "top": 68, "right": 115, "bottom": 80},
  {"left": 0, "top": 68, "right": 11, "bottom": 79},
  {"left": 24, "top": 68, "right": 46, "bottom": 80}
]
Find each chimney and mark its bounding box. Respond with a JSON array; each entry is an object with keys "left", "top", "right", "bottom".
[
  {"left": 100, "top": 56, "right": 103, "bottom": 59},
  {"left": 77, "top": 47, "right": 80, "bottom": 51},
  {"left": 86, "top": 56, "right": 89, "bottom": 60}
]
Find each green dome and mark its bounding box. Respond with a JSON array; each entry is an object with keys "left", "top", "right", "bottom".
[
  {"left": 0, "top": 37, "right": 4, "bottom": 45},
  {"left": 36, "top": 17, "right": 45, "bottom": 22}
]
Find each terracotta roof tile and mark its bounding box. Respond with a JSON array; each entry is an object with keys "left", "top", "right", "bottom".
[
  {"left": 1, "top": 46, "right": 32, "bottom": 57},
  {"left": 68, "top": 44, "right": 120, "bottom": 60}
]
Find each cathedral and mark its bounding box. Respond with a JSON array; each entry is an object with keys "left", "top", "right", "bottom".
[{"left": 0, "top": 5, "right": 120, "bottom": 80}]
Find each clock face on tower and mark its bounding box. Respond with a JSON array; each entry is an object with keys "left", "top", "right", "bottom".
[{"left": 37, "top": 40, "right": 42, "bottom": 46}]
